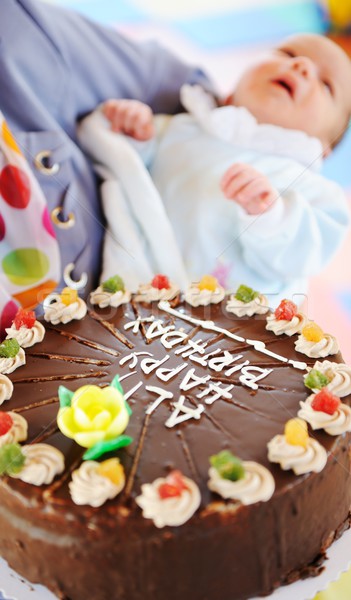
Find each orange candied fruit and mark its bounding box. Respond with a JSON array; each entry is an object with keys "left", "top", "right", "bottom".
[
  {"left": 302, "top": 322, "right": 324, "bottom": 343},
  {"left": 198, "top": 275, "right": 218, "bottom": 292},
  {"left": 284, "top": 418, "right": 309, "bottom": 448},
  {"left": 97, "top": 458, "right": 124, "bottom": 486},
  {"left": 60, "top": 287, "right": 78, "bottom": 306}
]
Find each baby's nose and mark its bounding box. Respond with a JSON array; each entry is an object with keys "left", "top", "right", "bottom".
[{"left": 291, "top": 56, "right": 316, "bottom": 79}]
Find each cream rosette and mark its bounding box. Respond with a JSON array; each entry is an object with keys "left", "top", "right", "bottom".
[
  {"left": 89, "top": 286, "right": 131, "bottom": 308},
  {"left": 226, "top": 294, "right": 269, "bottom": 317},
  {"left": 0, "top": 348, "right": 26, "bottom": 375},
  {"left": 136, "top": 476, "right": 201, "bottom": 528},
  {"left": 267, "top": 435, "right": 327, "bottom": 475},
  {"left": 43, "top": 295, "right": 87, "bottom": 325},
  {"left": 298, "top": 395, "right": 351, "bottom": 435},
  {"left": 0, "top": 374, "right": 13, "bottom": 405},
  {"left": 0, "top": 412, "right": 28, "bottom": 447},
  {"left": 185, "top": 284, "right": 225, "bottom": 307},
  {"left": 266, "top": 312, "right": 307, "bottom": 336},
  {"left": 134, "top": 282, "right": 180, "bottom": 303},
  {"left": 295, "top": 333, "right": 339, "bottom": 358},
  {"left": 5, "top": 321, "right": 45, "bottom": 348},
  {"left": 11, "top": 443, "right": 64, "bottom": 486},
  {"left": 69, "top": 460, "right": 125, "bottom": 507},
  {"left": 208, "top": 461, "right": 274, "bottom": 505},
  {"left": 305, "top": 360, "right": 351, "bottom": 398}
]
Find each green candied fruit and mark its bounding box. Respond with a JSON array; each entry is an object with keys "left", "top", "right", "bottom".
[
  {"left": 0, "top": 443, "right": 25, "bottom": 476},
  {"left": 304, "top": 368, "right": 330, "bottom": 391},
  {"left": 234, "top": 284, "right": 259, "bottom": 304},
  {"left": 102, "top": 275, "right": 125, "bottom": 294},
  {"left": 210, "top": 450, "right": 245, "bottom": 482},
  {"left": 0, "top": 338, "right": 20, "bottom": 358}
]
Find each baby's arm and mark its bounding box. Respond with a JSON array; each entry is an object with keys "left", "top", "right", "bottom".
[
  {"left": 102, "top": 99, "right": 155, "bottom": 141},
  {"left": 221, "top": 163, "right": 278, "bottom": 215}
]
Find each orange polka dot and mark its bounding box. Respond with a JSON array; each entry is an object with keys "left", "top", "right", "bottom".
[
  {"left": 13, "top": 280, "right": 58, "bottom": 309},
  {"left": 2, "top": 120, "right": 22, "bottom": 155}
]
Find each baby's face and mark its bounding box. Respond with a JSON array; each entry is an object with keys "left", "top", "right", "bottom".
[{"left": 231, "top": 34, "right": 351, "bottom": 153}]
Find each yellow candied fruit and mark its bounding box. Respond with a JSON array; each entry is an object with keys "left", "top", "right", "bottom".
[
  {"left": 198, "top": 275, "right": 218, "bottom": 292},
  {"left": 302, "top": 322, "right": 324, "bottom": 343},
  {"left": 60, "top": 287, "right": 78, "bottom": 306},
  {"left": 97, "top": 458, "right": 124, "bottom": 486},
  {"left": 284, "top": 418, "right": 309, "bottom": 448}
]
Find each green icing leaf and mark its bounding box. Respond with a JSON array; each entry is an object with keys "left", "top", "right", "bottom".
[
  {"left": 58, "top": 385, "right": 74, "bottom": 408},
  {"left": 0, "top": 338, "right": 20, "bottom": 358},
  {"left": 102, "top": 275, "right": 125, "bottom": 294},
  {"left": 210, "top": 450, "right": 245, "bottom": 481},
  {"left": 82, "top": 435, "right": 133, "bottom": 461},
  {"left": 0, "top": 443, "right": 25, "bottom": 476},
  {"left": 304, "top": 369, "right": 330, "bottom": 391},
  {"left": 111, "top": 375, "right": 124, "bottom": 395},
  {"left": 234, "top": 284, "right": 259, "bottom": 304}
]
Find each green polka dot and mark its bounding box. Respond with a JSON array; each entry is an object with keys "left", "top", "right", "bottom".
[{"left": 2, "top": 248, "right": 49, "bottom": 286}]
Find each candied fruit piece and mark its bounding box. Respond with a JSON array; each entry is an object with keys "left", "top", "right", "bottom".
[
  {"left": 60, "top": 287, "right": 78, "bottom": 306},
  {"left": 0, "top": 339, "right": 20, "bottom": 358},
  {"left": 158, "top": 470, "right": 188, "bottom": 499},
  {"left": 311, "top": 388, "right": 341, "bottom": 415},
  {"left": 198, "top": 275, "right": 218, "bottom": 292},
  {"left": 304, "top": 369, "right": 330, "bottom": 391},
  {"left": 0, "top": 412, "right": 13, "bottom": 436},
  {"left": 13, "top": 308, "right": 36, "bottom": 330},
  {"left": 0, "top": 443, "right": 25, "bottom": 476},
  {"left": 234, "top": 284, "right": 258, "bottom": 304},
  {"left": 97, "top": 458, "right": 124, "bottom": 486},
  {"left": 102, "top": 275, "right": 125, "bottom": 294},
  {"left": 210, "top": 450, "right": 245, "bottom": 481},
  {"left": 285, "top": 418, "right": 309, "bottom": 448},
  {"left": 151, "top": 274, "right": 170, "bottom": 290},
  {"left": 274, "top": 299, "right": 298, "bottom": 321},
  {"left": 302, "top": 322, "right": 324, "bottom": 343}
]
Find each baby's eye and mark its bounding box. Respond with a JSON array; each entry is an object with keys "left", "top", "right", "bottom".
[{"left": 277, "top": 48, "right": 296, "bottom": 58}]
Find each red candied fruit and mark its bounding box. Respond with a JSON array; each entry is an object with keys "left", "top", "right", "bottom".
[
  {"left": 151, "top": 274, "right": 170, "bottom": 290},
  {"left": 274, "top": 299, "right": 298, "bottom": 322},
  {"left": 0, "top": 412, "right": 13, "bottom": 436},
  {"left": 158, "top": 470, "right": 188, "bottom": 499},
  {"left": 13, "top": 308, "right": 36, "bottom": 330},
  {"left": 311, "top": 388, "right": 341, "bottom": 415}
]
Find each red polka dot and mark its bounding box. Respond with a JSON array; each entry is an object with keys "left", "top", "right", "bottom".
[
  {"left": 0, "top": 164, "right": 30, "bottom": 209},
  {"left": 0, "top": 213, "right": 5, "bottom": 241},
  {"left": 0, "top": 300, "right": 19, "bottom": 340},
  {"left": 42, "top": 206, "right": 56, "bottom": 238}
]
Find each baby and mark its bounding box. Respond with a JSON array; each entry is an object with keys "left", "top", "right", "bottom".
[{"left": 79, "top": 33, "right": 351, "bottom": 302}]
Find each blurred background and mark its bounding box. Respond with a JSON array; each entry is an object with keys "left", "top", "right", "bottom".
[{"left": 49, "top": 0, "right": 351, "bottom": 364}]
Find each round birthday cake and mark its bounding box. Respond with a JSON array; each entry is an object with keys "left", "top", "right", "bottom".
[{"left": 0, "top": 274, "right": 350, "bottom": 600}]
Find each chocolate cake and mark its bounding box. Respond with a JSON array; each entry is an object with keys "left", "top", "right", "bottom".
[{"left": 0, "top": 287, "right": 350, "bottom": 600}]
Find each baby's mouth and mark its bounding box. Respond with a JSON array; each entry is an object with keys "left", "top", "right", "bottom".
[{"left": 271, "top": 78, "right": 295, "bottom": 98}]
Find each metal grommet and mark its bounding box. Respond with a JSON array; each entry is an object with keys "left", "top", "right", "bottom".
[
  {"left": 51, "top": 206, "right": 75, "bottom": 229},
  {"left": 34, "top": 150, "right": 60, "bottom": 175}
]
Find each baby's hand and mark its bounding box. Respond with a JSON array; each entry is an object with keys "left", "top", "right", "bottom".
[
  {"left": 102, "top": 99, "right": 154, "bottom": 141},
  {"left": 221, "top": 163, "right": 277, "bottom": 215}
]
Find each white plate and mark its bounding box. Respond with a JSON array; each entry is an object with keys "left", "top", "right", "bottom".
[{"left": 1, "top": 528, "right": 351, "bottom": 600}]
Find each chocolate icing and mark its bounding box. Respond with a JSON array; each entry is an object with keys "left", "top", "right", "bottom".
[{"left": 0, "top": 298, "right": 350, "bottom": 600}]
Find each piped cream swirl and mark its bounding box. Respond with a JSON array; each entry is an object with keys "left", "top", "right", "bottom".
[
  {"left": 267, "top": 435, "right": 327, "bottom": 475},
  {"left": 6, "top": 321, "right": 45, "bottom": 348},
  {"left": 134, "top": 282, "right": 180, "bottom": 303},
  {"left": 11, "top": 443, "right": 64, "bottom": 486},
  {"left": 298, "top": 395, "right": 351, "bottom": 435},
  {"left": 0, "top": 374, "right": 13, "bottom": 405},
  {"left": 69, "top": 461, "right": 125, "bottom": 507},
  {"left": 295, "top": 333, "right": 339, "bottom": 358},
  {"left": 136, "top": 475, "right": 201, "bottom": 527},
  {"left": 266, "top": 312, "right": 307, "bottom": 336},
  {"left": 0, "top": 348, "right": 26, "bottom": 375},
  {"left": 226, "top": 294, "right": 269, "bottom": 317},
  {"left": 0, "top": 412, "right": 28, "bottom": 447},
  {"left": 208, "top": 461, "right": 274, "bottom": 504},
  {"left": 305, "top": 360, "right": 351, "bottom": 398},
  {"left": 44, "top": 297, "right": 87, "bottom": 325},
  {"left": 185, "top": 284, "right": 225, "bottom": 307},
  {"left": 89, "top": 286, "right": 131, "bottom": 308}
]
